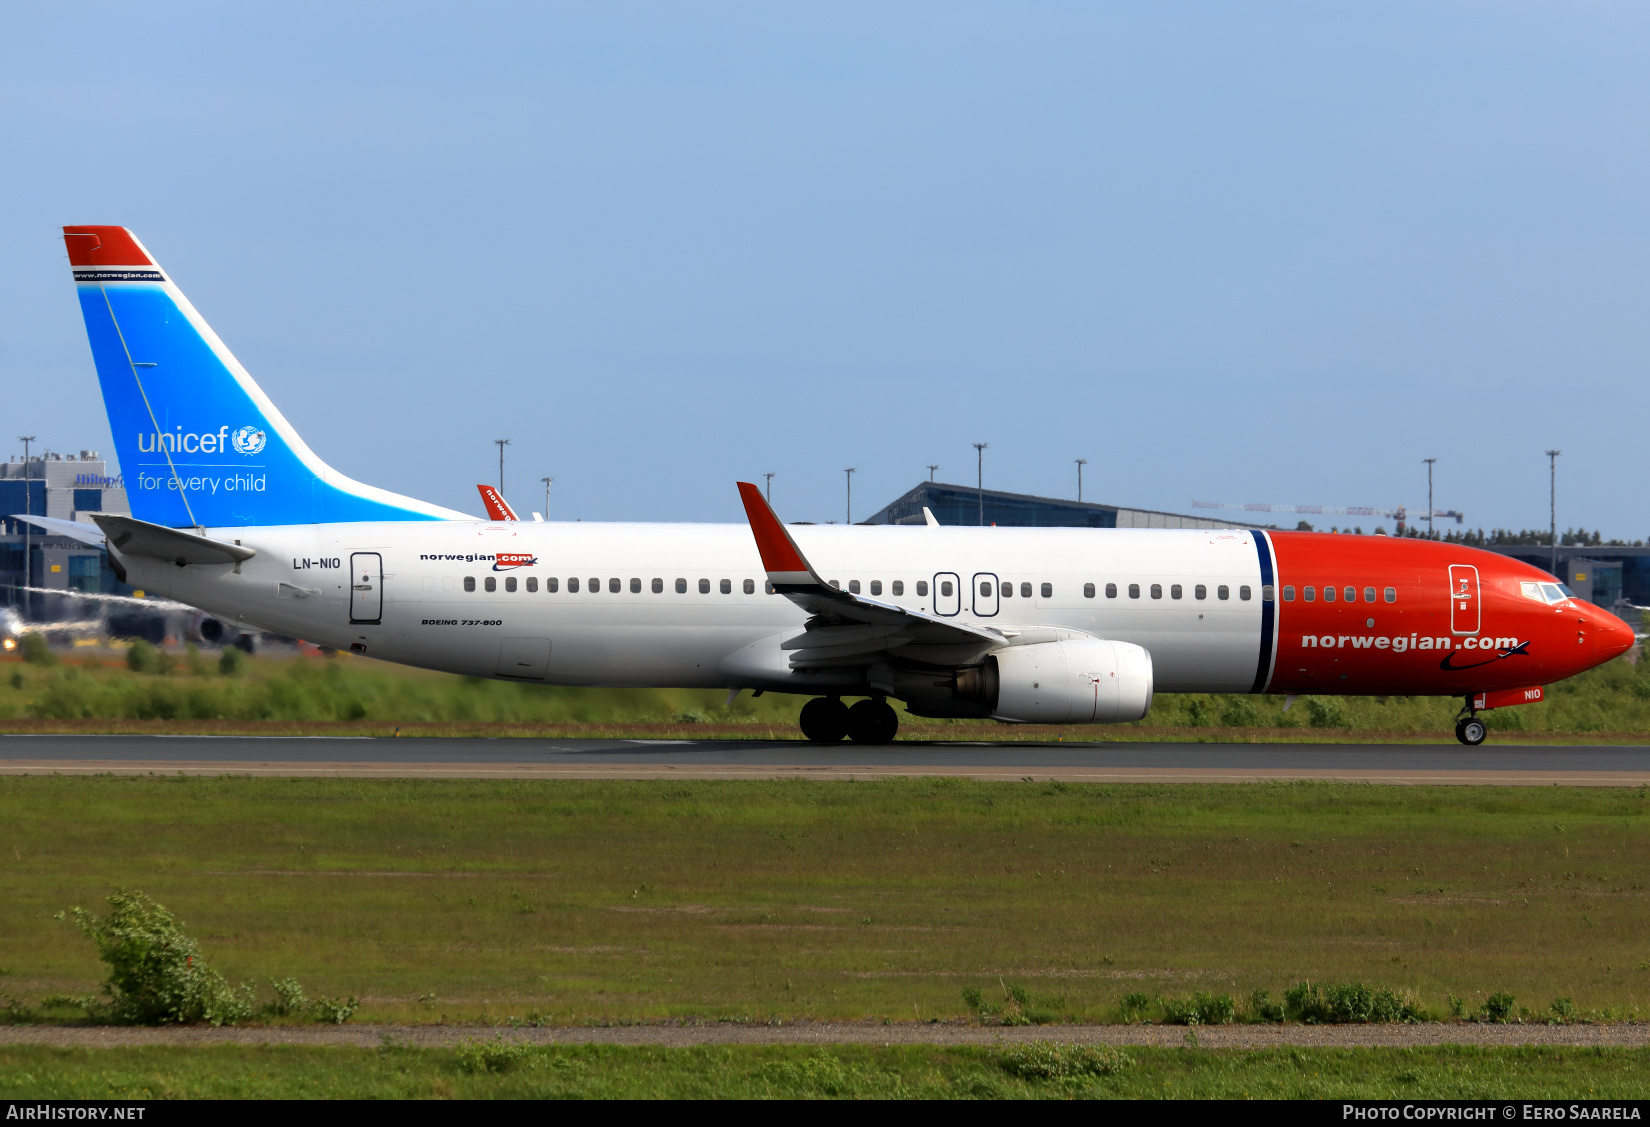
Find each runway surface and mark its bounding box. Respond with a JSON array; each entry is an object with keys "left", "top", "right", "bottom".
[{"left": 2, "top": 734, "right": 1648, "bottom": 784}]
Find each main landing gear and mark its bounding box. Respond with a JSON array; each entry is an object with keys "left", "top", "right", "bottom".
[{"left": 799, "top": 697, "right": 900, "bottom": 744}]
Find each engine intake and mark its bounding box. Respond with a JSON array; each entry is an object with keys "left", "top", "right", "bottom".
[{"left": 956, "top": 639, "right": 1154, "bottom": 723}]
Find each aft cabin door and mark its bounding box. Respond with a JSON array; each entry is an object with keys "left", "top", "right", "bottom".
[
  {"left": 1448, "top": 564, "right": 1479, "bottom": 636},
  {"left": 350, "top": 552, "right": 382, "bottom": 624}
]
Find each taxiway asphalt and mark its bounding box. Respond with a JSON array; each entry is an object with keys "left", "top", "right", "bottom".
[{"left": 1, "top": 734, "right": 1647, "bottom": 784}]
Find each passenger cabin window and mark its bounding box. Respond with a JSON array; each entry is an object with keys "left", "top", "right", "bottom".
[
  {"left": 1384, "top": 587, "right": 1396, "bottom": 603},
  {"left": 631, "top": 578, "right": 641, "bottom": 593},
  {"left": 675, "top": 578, "right": 686, "bottom": 593},
  {"left": 892, "top": 581, "right": 904, "bottom": 596},
  {"left": 1041, "top": 582, "right": 1053, "bottom": 598},
  {"left": 1364, "top": 586, "right": 1376, "bottom": 603},
  {"left": 1128, "top": 583, "right": 1140, "bottom": 599},
  {"left": 1001, "top": 581, "right": 1013, "bottom": 597},
  {"left": 870, "top": 580, "right": 882, "bottom": 596},
  {"left": 1323, "top": 586, "right": 1335, "bottom": 602},
  {"left": 1170, "top": 584, "right": 1183, "bottom": 600},
  {"left": 547, "top": 577, "right": 559, "bottom": 593},
  {"left": 652, "top": 578, "right": 663, "bottom": 593},
  {"left": 940, "top": 580, "right": 954, "bottom": 597},
  {"left": 1020, "top": 582, "right": 1032, "bottom": 598},
  {"left": 743, "top": 579, "right": 755, "bottom": 594},
  {"left": 464, "top": 576, "right": 476, "bottom": 592},
  {"left": 1218, "top": 585, "right": 1230, "bottom": 600},
  {"left": 485, "top": 577, "right": 497, "bottom": 592},
  {"left": 1303, "top": 586, "right": 1315, "bottom": 601},
  {"left": 1150, "top": 583, "right": 1162, "bottom": 599},
  {"left": 1194, "top": 584, "right": 1206, "bottom": 600},
  {"left": 849, "top": 580, "right": 861, "bottom": 594},
  {"left": 609, "top": 578, "right": 620, "bottom": 593},
  {"left": 1239, "top": 585, "right": 1252, "bottom": 601},
  {"left": 1083, "top": 582, "right": 1095, "bottom": 598},
  {"left": 1106, "top": 582, "right": 1117, "bottom": 598},
  {"left": 699, "top": 579, "right": 710, "bottom": 594},
  {"left": 588, "top": 577, "right": 598, "bottom": 593},
  {"left": 1262, "top": 584, "right": 1275, "bottom": 602},
  {"left": 1343, "top": 586, "right": 1356, "bottom": 603},
  {"left": 504, "top": 576, "right": 517, "bottom": 593},
  {"left": 916, "top": 581, "right": 928, "bottom": 596},
  {"left": 1281, "top": 585, "right": 1294, "bottom": 601},
  {"left": 720, "top": 579, "right": 732, "bottom": 594},
  {"left": 526, "top": 577, "right": 538, "bottom": 592}
]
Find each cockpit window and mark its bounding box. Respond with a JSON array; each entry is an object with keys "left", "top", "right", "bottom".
[{"left": 1522, "top": 581, "right": 1572, "bottom": 605}]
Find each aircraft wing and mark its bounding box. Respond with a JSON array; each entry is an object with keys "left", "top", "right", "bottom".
[
  {"left": 736, "top": 482, "right": 1003, "bottom": 669},
  {"left": 8, "top": 514, "right": 108, "bottom": 548}
]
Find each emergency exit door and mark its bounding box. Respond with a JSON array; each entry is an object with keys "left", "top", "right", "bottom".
[
  {"left": 1448, "top": 564, "right": 1479, "bottom": 636},
  {"left": 350, "top": 552, "right": 382, "bottom": 624}
]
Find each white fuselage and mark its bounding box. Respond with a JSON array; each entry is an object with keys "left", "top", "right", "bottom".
[{"left": 118, "top": 520, "right": 1268, "bottom": 694}]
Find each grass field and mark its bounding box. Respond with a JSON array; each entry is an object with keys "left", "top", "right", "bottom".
[
  {"left": 3, "top": 776, "right": 1649, "bottom": 1025},
  {"left": 2, "top": 1043, "right": 1648, "bottom": 1099},
  {"left": 2, "top": 644, "right": 1647, "bottom": 739}
]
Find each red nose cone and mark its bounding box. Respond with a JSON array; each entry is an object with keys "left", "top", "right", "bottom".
[{"left": 1595, "top": 607, "right": 1637, "bottom": 662}]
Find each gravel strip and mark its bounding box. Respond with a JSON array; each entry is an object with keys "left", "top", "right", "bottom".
[{"left": 2, "top": 1022, "right": 1646, "bottom": 1050}]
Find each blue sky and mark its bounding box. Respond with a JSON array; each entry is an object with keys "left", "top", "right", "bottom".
[{"left": 2, "top": 2, "right": 1646, "bottom": 535}]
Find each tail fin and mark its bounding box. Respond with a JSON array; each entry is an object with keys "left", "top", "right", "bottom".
[
  {"left": 63, "top": 226, "right": 471, "bottom": 527},
  {"left": 476, "top": 484, "right": 518, "bottom": 520}
]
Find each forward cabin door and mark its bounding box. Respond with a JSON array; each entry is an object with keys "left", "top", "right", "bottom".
[
  {"left": 1448, "top": 564, "right": 1479, "bottom": 636},
  {"left": 350, "top": 552, "right": 383, "bottom": 624}
]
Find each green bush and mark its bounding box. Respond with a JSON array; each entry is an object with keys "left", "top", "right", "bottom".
[
  {"left": 62, "top": 890, "right": 251, "bottom": 1025},
  {"left": 308, "top": 996, "right": 359, "bottom": 1024},
  {"left": 1481, "top": 992, "right": 1516, "bottom": 1023},
  {"left": 999, "top": 1042, "right": 1129, "bottom": 1080},
  {"left": 1118, "top": 992, "right": 1151, "bottom": 1022},
  {"left": 455, "top": 1037, "right": 537, "bottom": 1074},
  {"left": 269, "top": 977, "right": 307, "bottom": 1017},
  {"left": 1161, "top": 992, "right": 1235, "bottom": 1025},
  {"left": 1549, "top": 998, "right": 1577, "bottom": 1023},
  {"left": 218, "top": 647, "right": 245, "bottom": 676},
  {"left": 1220, "top": 697, "right": 1260, "bottom": 727},
  {"left": 1304, "top": 697, "right": 1352, "bottom": 729},
  {"left": 757, "top": 1051, "right": 876, "bottom": 1096},
  {"left": 125, "top": 641, "right": 156, "bottom": 673},
  {"left": 19, "top": 634, "right": 54, "bottom": 666},
  {"left": 1247, "top": 988, "right": 1285, "bottom": 1023},
  {"left": 1285, "top": 981, "right": 1422, "bottom": 1024}
]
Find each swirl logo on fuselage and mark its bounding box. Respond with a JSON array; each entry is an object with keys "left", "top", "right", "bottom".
[
  {"left": 232, "top": 426, "right": 267, "bottom": 455},
  {"left": 1440, "top": 639, "right": 1531, "bottom": 671}
]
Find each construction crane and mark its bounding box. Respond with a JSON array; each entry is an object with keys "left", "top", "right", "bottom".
[{"left": 1191, "top": 501, "right": 1465, "bottom": 535}]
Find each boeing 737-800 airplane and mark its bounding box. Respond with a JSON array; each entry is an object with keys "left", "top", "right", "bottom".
[{"left": 20, "top": 226, "right": 1635, "bottom": 746}]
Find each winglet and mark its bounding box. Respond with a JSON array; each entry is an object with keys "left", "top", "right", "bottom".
[
  {"left": 736, "top": 482, "right": 819, "bottom": 588},
  {"left": 477, "top": 484, "right": 519, "bottom": 521}
]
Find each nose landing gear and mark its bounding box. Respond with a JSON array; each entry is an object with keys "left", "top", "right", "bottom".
[
  {"left": 1453, "top": 696, "right": 1488, "bottom": 746},
  {"left": 797, "top": 697, "right": 900, "bottom": 744}
]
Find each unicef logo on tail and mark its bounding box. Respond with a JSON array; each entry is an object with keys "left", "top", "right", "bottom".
[{"left": 232, "top": 426, "right": 267, "bottom": 456}]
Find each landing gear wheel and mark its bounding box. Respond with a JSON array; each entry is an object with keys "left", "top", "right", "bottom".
[
  {"left": 846, "top": 698, "right": 899, "bottom": 745},
  {"left": 1455, "top": 717, "right": 1487, "bottom": 746},
  {"left": 799, "top": 697, "right": 849, "bottom": 743}
]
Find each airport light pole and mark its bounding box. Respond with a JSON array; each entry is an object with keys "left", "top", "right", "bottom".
[
  {"left": 973, "top": 443, "right": 988, "bottom": 526},
  {"left": 1075, "top": 458, "right": 1088, "bottom": 503},
  {"left": 927, "top": 464, "right": 938, "bottom": 483},
  {"left": 763, "top": 472, "right": 775, "bottom": 503},
  {"left": 494, "top": 439, "right": 510, "bottom": 493},
  {"left": 540, "top": 476, "right": 553, "bottom": 516},
  {"left": 1422, "top": 458, "right": 1436, "bottom": 540},
  {"left": 17, "top": 436, "right": 34, "bottom": 618},
  {"left": 844, "top": 468, "right": 855, "bottom": 525},
  {"left": 1546, "top": 449, "right": 1561, "bottom": 575}
]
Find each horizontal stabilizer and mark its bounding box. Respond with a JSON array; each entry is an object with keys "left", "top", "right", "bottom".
[
  {"left": 7, "top": 514, "right": 108, "bottom": 548},
  {"left": 91, "top": 514, "right": 255, "bottom": 567}
]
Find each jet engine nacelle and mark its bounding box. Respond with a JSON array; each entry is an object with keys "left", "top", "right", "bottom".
[{"left": 971, "top": 638, "right": 1154, "bottom": 723}]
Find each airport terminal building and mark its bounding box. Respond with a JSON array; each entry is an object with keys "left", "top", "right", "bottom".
[
  {"left": 1, "top": 451, "right": 131, "bottom": 606},
  {"left": 863, "top": 481, "right": 1242, "bottom": 530}
]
